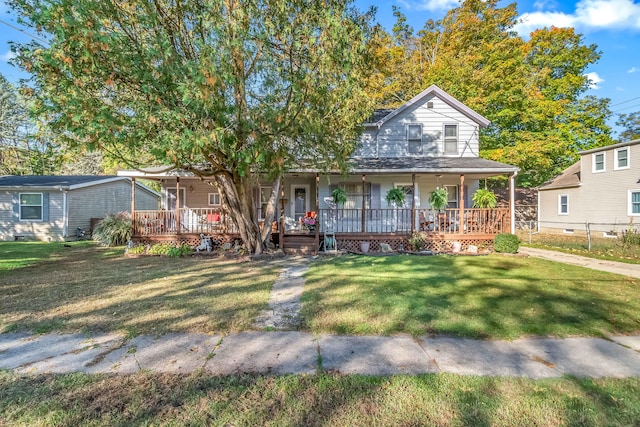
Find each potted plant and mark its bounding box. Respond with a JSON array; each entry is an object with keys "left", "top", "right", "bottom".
[
  {"left": 429, "top": 187, "right": 449, "bottom": 211},
  {"left": 472, "top": 188, "right": 497, "bottom": 208},
  {"left": 385, "top": 187, "right": 406, "bottom": 207},
  {"left": 331, "top": 187, "right": 347, "bottom": 207}
]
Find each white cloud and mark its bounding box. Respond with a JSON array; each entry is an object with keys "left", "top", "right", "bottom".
[
  {"left": 0, "top": 51, "right": 15, "bottom": 62},
  {"left": 514, "top": 0, "right": 640, "bottom": 36},
  {"left": 628, "top": 67, "right": 639, "bottom": 73},
  {"left": 397, "top": 0, "right": 459, "bottom": 12},
  {"left": 585, "top": 71, "right": 604, "bottom": 89}
]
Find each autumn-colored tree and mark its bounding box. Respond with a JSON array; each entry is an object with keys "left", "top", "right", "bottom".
[
  {"left": 616, "top": 112, "right": 640, "bottom": 142},
  {"left": 367, "top": 0, "right": 613, "bottom": 186},
  {"left": 9, "top": 0, "right": 376, "bottom": 254}
]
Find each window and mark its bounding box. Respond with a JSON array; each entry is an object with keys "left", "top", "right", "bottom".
[
  {"left": 629, "top": 190, "right": 640, "bottom": 216},
  {"left": 444, "top": 124, "right": 458, "bottom": 154},
  {"left": 20, "top": 193, "right": 43, "bottom": 220},
  {"left": 444, "top": 185, "right": 458, "bottom": 208},
  {"left": 558, "top": 194, "right": 568, "bottom": 215},
  {"left": 407, "top": 124, "right": 422, "bottom": 154},
  {"left": 615, "top": 147, "right": 629, "bottom": 170},
  {"left": 592, "top": 152, "right": 605, "bottom": 173},
  {"left": 208, "top": 192, "right": 221, "bottom": 206}
]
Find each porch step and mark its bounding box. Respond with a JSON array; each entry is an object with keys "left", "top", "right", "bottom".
[{"left": 283, "top": 234, "right": 318, "bottom": 256}]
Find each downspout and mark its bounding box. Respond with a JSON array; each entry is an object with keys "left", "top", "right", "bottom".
[
  {"left": 62, "top": 189, "right": 68, "bottom": 239},
  {"left": 509, "top": 171, "right": 518, "bottom": 234}
]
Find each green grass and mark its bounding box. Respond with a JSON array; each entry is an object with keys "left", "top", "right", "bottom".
[
  {"left": 302, "top": 254, "right": 640, "bottom": 339},
  {"left": 0, "top": 242, "right": 279, "bottom": 336},
  {"left": 1, "top": 370, "right": 639, "bottom": 426},
  {"left": 517, "top": 231, "right": 640, "bottom": 264}
]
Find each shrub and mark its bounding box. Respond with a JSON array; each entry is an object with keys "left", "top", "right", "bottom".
[
  {"left": 409, "top": 231, "right": 428, "bottom": 251},
  {"left": 621, "top": 228, "right": 640, "bottom": 248},
  {"left": 493, "top": 233, "right": 520, "bottom": 253},
  {"left": 148, "top": 243, "right": 172, "bottom": 255},
  {"left": 148, "top": 243, "right": 192, "bottom": 257},
  {"left": 126, "top": 244, "right": 146, "bottom": 255},
  {"left": 92, "top": 212, "right": 132, "bottom": 246}
]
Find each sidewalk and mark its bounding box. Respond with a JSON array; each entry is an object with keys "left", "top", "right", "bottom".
[
  {"left": 518, "top": 246, "right": 640, "bottom": 278},
  {"left": 1, "top": 331, "right": 640, "bottom": 378}
]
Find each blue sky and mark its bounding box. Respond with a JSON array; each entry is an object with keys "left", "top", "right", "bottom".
[{"left": 1, "top": 0, "right": 639, "bottom": 135}]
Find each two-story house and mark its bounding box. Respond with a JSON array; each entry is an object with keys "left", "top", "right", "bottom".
[
  {"left": 538, "top": 139, "right": 640, "bottom": 235},
  {"left": 119, "top": 85, "right": 520, "bottom": 254}
]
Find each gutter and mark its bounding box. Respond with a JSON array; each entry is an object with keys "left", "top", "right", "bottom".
[{"left": 62, "top": 189, "right": 68, "bottom": 238}]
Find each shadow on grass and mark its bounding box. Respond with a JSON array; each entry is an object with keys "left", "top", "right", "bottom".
[
  {"left": 0, "top": 243, "right": 280, "bottom": 335},
  {"left": 301, "top": 254, "right": 640, "bottom": 339}
]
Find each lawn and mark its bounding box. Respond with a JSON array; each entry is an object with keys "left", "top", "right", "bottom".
[
  {"left": 302, "top": 254, "right": 640, "bottom": 339},
  {"left": 1, "top": 370, "right": 639, "bottom": 426},
  {"left": 0, "top": 242, "right": 280, "bottom": 336}
]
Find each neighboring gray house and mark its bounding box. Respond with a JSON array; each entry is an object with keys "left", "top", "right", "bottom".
[
  {"left": 120, "top": 85, "right": 520, "bottom": 253},
  {"left": 538, "top": 139, "right": 640, "bottom": 233},
  {"left": 0, "top": 175, "right": 159, "bottom": 241}
]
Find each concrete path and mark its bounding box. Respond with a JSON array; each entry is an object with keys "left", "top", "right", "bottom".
[
  {"left": 2, "top": 331, "right": 640, "bottom": 378},
  {"left": 518, "top": 246, "right": 640, "bottom": 278}
]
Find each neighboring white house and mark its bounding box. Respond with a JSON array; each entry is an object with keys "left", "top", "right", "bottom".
[
  {"left": 538, "top": 139, "right": 640, "bottom": 233},
  {"left": 0, "top": 175, "right": 159, "bottom": 241}
]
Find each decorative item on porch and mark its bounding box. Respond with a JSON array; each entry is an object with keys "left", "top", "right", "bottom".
[
  {"left": 360, "top": 240, "right": 370, "bottom": 253},
  {"left": 385, "top": 187, "right": 406, "bottom": 208},
  {"left": 472, "top": 188, "right": 497, "bottom": 208},
  {"left": 331, "top": 187, "right": 348, "bottom": 207},
  {"left": 429, "top": 187, "right": 449, "bottom": 211},
  {"left": 301, "top": 211, "right": 317, "bottom": 231}
]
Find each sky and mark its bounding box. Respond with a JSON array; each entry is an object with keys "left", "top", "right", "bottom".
[{"left": 1, "top": 0, "right": 640, "bottom": 136}]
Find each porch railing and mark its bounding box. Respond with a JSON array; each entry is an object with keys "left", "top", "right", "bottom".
[{"left": 133, "top": 207, "right": 510, "bottom": 236}]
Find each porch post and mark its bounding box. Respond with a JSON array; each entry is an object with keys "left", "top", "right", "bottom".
[
  {"left": 279, "top": 177, "right": 285, "bottom": 251},
  {"left": 315, "top": 174, "right": 319, "bottom": 255},
  {"left": 176, "top": 177, "right": 181, "bottom": 234},
  {"left": 459, "top": 174, "right": 465, "bottom": 232},
  {"left": 411, "top": 173, "right": 416, "bottom": 233},
  {"left": 361, "top": 174, "right": 366, "bottom": 233},
  {"left": 509, "top": 172, "right": 517, "bottom": 234},
  {"left": 131, "top": 177, "right": 136, "bottom": 236}
]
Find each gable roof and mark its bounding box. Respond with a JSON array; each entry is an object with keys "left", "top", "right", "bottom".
[
  {"left": 538, "top": 162, "right": 581, "bottom": 191},
  {"left": 0, "top": 175, "right": 159, "bottom": 195},
  {"left": 578, "top": 138, "right": 640, "bottom": 155},
  {"left": 363, "top": 85, "right": 491, "bottom": 128}
]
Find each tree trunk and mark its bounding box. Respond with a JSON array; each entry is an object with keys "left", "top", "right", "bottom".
[
  {"left": 260, "top": 177, "right": 281, "bottom": 245},
  {"left": 214, "top": 172, "right": 263, "bottom": 255}
]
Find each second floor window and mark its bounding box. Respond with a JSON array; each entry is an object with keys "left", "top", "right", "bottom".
[
  {"left": 407, "top": 124, "right": 422, "bottom": 154},
  {"left": 615, "top": 147, "right": 629, "bottom": 170},
  {"left": 444, "top": 124, "right": 458, "bottom": 154},
  {"left": 593, "top": 152, "right": 605, "bottom": 172}
]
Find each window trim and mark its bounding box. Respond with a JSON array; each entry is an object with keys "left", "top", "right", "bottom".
[
  {"left": 443, "top": 124, "right": 459, "bottom": 155},
  {"left": 208, "top": 192, "right": 221, "bottom": 206},
  {"left": 614, "top": 147, "right": 630, "bottom": 170},
  {"left": 558, "top": 194, "right": 569, "bottom": 215},
  {"left": 628, "top": 189, "right": 640, "bottom": 216},
  {"left": 19, "top": 192, "right": 43, "bottom": 221},
  {"left": 592, "top": 152, "right": 606, "bottom": 173},
  {"left": 258, "top": 186, "right": 272, "bottom": 220},
  {"left": 406, "top": 123, "right": 423, "bottom": 154},
  {"left": 444, "top": 185, "right": 458, "bottom": 208}
]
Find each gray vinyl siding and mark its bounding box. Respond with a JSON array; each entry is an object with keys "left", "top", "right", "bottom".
[
  {"left": 353, "top": 93, "right": 481, "bottom": 158},
  {"left": 539, "top": 143, "right": 639, "bottom": 232},
  {"left": 0, "top": 190, "right": 64, "bottom": 241}
]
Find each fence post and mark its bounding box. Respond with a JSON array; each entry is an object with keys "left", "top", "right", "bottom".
[
  {"left": 529, "top": 220, "right": 533, "bottom": 244},
  {"left": 586, "top": 222, "right": 591, "bottom": 251}
]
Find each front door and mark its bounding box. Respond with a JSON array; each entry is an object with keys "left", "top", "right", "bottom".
[
  {"left": 166, "top": 188, "right": 186, "bottom": 210},
  {"left": 291, "top": 185, "right": 310, "bottom": 222}
]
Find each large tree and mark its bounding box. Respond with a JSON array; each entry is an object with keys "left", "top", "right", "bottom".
[
  {"left": 616, "top": 111, "right": 640, "bottom": 142},
  {"left": 9, "top": 0, "right": 376, "bottom": 253},
  {"left": 366, "top": 0, "right": 613, "bottom": 186}
]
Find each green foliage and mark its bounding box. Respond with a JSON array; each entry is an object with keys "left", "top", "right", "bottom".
[
  {"left": 493, "top": 233, "right": 520, "bottom": 253},
  {"left": 125, "top": 244, "right": 146, "bottom": 255},
  {"left": 408, "top": 231, "right": 428, "bottom": 251},
  {"left": 331, "top": 187, "right": 348, "bottom": 206},
  {"left": 429, "top": 187, "right": 449, "bottom": 211},
  {"left": 385, "top": 187, "right": 405, "bottom": 207},
  {"left": 616, "top": 111, "right": 640, "bottom": 142},
  {"left": 472, "top": 189, "right": 497, "bottom": 208},
  {"left": 147, "top": 243, "right": 191, "bottom": 257},
  {"left": 9, "top": 0, "right": 377, "bottom": 254},
  {"left": 621, "top": 228, "right": 640, "bottom": 249},
  {"left": 92, "top": 213, "right": 132, "bottom": 246}
]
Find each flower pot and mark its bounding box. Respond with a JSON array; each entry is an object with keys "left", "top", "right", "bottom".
[{"left": 360, "top": 241, "right": 370, "bottom": 253}]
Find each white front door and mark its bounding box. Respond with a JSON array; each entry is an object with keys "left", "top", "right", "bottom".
[{"left": 291, "top": 185, "right": 310, "bottom": 221}]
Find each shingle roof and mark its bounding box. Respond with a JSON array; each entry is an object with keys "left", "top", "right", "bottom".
[
  {"left": 538, "top": 162, "right": 581, "bottom": 190},
  {"left": 367, "top": 109, "right": 395, "bottom": 123},
  {"left": 0, "top": 175, "right": 119, "bottom": 188}
]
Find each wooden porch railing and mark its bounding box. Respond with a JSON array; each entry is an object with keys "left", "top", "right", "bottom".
[{"left": 133, "top": 207, "right": 510, "bottom": 237}]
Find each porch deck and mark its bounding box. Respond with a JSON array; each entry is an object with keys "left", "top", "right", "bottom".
[{"left": 132, "top": 207, "right": 510, "bottom": 254}]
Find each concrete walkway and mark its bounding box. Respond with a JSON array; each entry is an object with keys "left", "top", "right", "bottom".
[
  {"left": 518, "top": 246, "right": 640, "bottom": 278},
  {"left": 2, "top": 331, "right": 640, "bottom": 378}
]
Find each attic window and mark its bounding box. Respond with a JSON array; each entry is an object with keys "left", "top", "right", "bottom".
[
  {"left": 427, "top": 102, "right": 434, "bottom": 108},
  {"left": 407, "top": 124, "right": 423, "bottom": 154}
]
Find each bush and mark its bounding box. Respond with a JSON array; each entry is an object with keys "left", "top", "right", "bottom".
[
  {"left": 621, "top": 228, "right": 640, "bottom": 248},
  {"left": 92, "top": 212, "right": 132, "bottom": 246},
  {"left": 126, "top": 244, "right": 146, "bottom": 255},
  {"left": 148, "top": 243, "right": 192, "bottom": 257},
  {"left": 493, "top": 233, "right": 520, "bottom": 253},
  {"left": 409, "top": 231, "right": 428, "bottom": 251}
]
